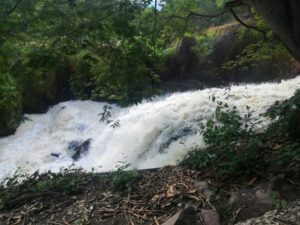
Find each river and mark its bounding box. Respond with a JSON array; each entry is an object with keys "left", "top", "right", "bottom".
[{"left": 0, "top": 77, "right": 299, "bottom": 180}]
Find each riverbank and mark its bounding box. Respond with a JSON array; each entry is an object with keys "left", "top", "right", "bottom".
[{"left": 0, "top": 165, "right": 299, "bottom": 225}]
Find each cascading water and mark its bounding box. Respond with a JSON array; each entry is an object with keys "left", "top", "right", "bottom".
[{"left": 0, "top": 77, "right": 300, "bottom": 180}]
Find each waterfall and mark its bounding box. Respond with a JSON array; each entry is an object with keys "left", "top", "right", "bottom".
[{"left": 0, "top": 77, "right": 299, "bottom": 180}]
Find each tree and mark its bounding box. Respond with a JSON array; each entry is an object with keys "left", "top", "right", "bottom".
[
  {"left": 241, "top": 0, "right": 300, "bottom": 62},
  {"left": 188, "top": 0, "right": 300, "bottom": 62}
]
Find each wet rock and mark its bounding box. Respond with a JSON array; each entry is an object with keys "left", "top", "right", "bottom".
[
  {"left": 162, "top": 206, "right": 197, "bottom": 225},
  {"left": 203, "top": 189, "right": 214, "bottom": 199},
  {"left": 51, "top": 153, "right": 60, "bottom": 158},
  {"left": 228, "top": 192, "right": 239, "bottom": 206},
  {"left": 194, "top": 181, "right": 213, "bottom": 198},
  {"left": 175, "top": 206, "right": 197, "bottom": 225},
  {"left": 235, "top": 200, "right": 300, "bottom": 225},
  {"left": 227, "top": 189, "right": 261, "bottom": 221},
  {"left": 159, "top": 127, "right": 197, "bottom": 153},
  {"left": 68, "top": 139, "right": 92, "bottom": 161},
  {"left": 200, "top": 209, "right": 220, "bottom": 225},
  {"left": 254, "top": 190, "right": 275, "bottom": 213}
]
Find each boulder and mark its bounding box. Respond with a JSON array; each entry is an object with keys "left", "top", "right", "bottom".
[
  {"left": 68, "top": 139, "right": 92, "bottom": 161},
  {"left": 194, "top": 181, "right": 213, "bottom": 199},
  {"left": 162, "top": 206, "right": 197, "bottom": 225},
  {"left": 254, "top": 190, "right": 275, "bottom": 214},
  {"left": 200, "top": 209, "right": 220, "bottom": 225}
]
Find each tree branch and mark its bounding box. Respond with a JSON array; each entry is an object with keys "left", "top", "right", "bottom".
[
  {"left": 230, "top": 8, "right": 266, "bottom": 38},
  {"left": 169, "top": 10, "right": 228, "bottom": 20},
  {"left": 7, "top": 0, "right": 23, "bottom": 16},
  {"left": 152, "top": 0, "right": 158, "bottom": 49}
]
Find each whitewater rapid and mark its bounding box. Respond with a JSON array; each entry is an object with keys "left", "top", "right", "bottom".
[{"left": 0, "top": 77, "right": 300, "bottom": 180}]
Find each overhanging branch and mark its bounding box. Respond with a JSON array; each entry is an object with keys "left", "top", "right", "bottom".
[
  {"left": 230, "top": 8, "right": 266, "bottom": 38},
  {"left": 7, "top": 0, "right": 23, "bottom": 16}
]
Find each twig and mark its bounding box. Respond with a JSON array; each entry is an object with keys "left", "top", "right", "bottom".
[
  {"left": 123, "top": 208, "right": 130, "bottom": 225},
  {"left": 62, "top": 218, "right": 70, "bottom": 225},
  {"left": 154, "top": 216, "right": 160, "bottom": 225}
]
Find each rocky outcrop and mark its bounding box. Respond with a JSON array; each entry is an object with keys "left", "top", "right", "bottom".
[
  {"left": 235, "top": 200, "right": 300, "bottom": 225},
  {"left": 164, "top": 37, "right": 198, "bottom": 80},
  {"left": 163, "top": 21, "right": 300, "bottom": 88}
]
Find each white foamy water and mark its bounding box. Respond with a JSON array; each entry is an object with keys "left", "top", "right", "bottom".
[{"left": 0, "top": 77, "right": 300, "bottom": 180}]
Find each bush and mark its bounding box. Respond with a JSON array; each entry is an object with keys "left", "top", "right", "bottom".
[
  {"left": 264, "top": 90, "right": 300, "bottom": 171},
  {"left": 179, "top": 98, "right": 264, "bottom": 180},
  {"left": 104, "top": 164, "right": 139, "bottom": 193},
  {"left": 219, "top": 26, "right": 295, "bottom": 80},
  {"left": 265, "top": 89, "right": 300, "bottom": 140}
]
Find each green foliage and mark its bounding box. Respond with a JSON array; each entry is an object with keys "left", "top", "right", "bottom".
[
  {"left": 0, "top": 0, "right": 168, "bottom": 111},
  {"left": 191, "top": 30, "right": 219, "bottom": 60},
  {"left": 0, "top": 167, "right": 92, "bottom": 209},
  {"left": 221, "top": 40, "right": 293, "bottom": 76},
  {"left": 69, "top": 50, "right": 97, "bottom": 100},
  {"left": 104, "top": 164, "right": 139, "bottom": 193},
  {"left": 264, "top": 90, "right": 300, "bottom": 171},
  {"left": 0, "top": 72, "right": 22, "bottom": 134},
  {"left": 179, "top": 98, "right": 264, "bottom": 180},
  {"left": 278, "top": 142, "right": 300, "bottom": 172},
  {"left": 90, "top": 39, "right": 162, "bottom": 105},
  {"left": 199, "top": 99, "right": 253, "bottom": 147},
  {"left": 220, "top": 21, "right": 294, "bottom": 77},
  {"left": 265, "top": 89, "right": 300, "bottom": 140}
]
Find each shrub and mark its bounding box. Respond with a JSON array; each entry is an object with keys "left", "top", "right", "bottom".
[
  {"left": 265, "top": 89, "right": 300, "bottom": 140},
  {"left": 179, "top": 98, "right": 264, "bottom": 180},
  {"left": 104, "top": 164, "right": 139, "bottom": 193},
  {"left": 265, "top": 90, "right": 300, "bottom": 172}
]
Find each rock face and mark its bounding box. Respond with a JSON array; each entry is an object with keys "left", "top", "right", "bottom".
[
  {"left": 165, "top": 36, "right": 198, "bottom": 80},
  {"left": 235, "top": 200, "right": 300, "bottom": 225},
  {"left": 163, "top": 21, "right": 300, "bottom": 88}
]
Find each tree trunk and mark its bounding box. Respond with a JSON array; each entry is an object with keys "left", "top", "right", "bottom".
[{"left": 242, "top": 0, "right": 300, "bottom": 62}]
